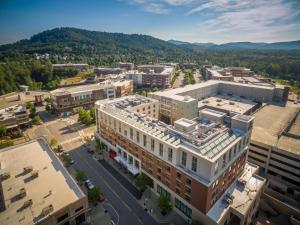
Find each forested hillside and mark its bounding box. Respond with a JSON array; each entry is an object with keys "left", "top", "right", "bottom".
[{"left": 0, "top": 27, "right": 299, "bottom": 95}]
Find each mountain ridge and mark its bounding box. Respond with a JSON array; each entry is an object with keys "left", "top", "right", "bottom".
[{"left": 168, "top": 39, "right": 300, "bottom": 50}]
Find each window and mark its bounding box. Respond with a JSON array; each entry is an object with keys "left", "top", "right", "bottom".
[
  {"left": 136, "top": 131, "right": 140, "bottom": 143},
  {"left": 175, "top": 198, "right": 192, "bottom": 218},
  {"left": 124, "top": 129, "right": 127, "bottom": 136},
  {"left": 186, "top": 178, "right": 191, "bottom": 185},
  {"left": 191, "top": 156, "right": 197, "bottom": 172},
  {"left": 143, "top": 135, "right": 147, "bottom": 147},
  {"left": 57, "top": 213, "right": 69, "bottom": 223},
  {"left": 181, "top": 152, "right": 187, "bottom": 167},
  {"left": 177, "top": 172, "right": 181, "bottom": 179},
  {"left": 130, "top": 128, "right": 133, "bottom": 139},
  {"left": 229, "top": 149, "right": 232, "bottom": 161},
  {"left": 123, "top": 152, "right": 127, "bottom": 160},
  {"left": 151, "top": 139, "right": 155, "bottom": 151},
  {"left": 119, "top": 123, "right": 121, "bottom": 133},
  {"left": 157, "top": 184, "right": 171, "bottom": 200},
  {"left": 159, "top": 143, "right": 163, "bottom": 157},
  {"left": 114, "top": 120, "right": 116, "bottom": 130},
  {"left": 168, "top": 148, "right": 173, "bottom": 162},
  {"left": 75, "top": 206, "right": 84, "bottom": 213}
]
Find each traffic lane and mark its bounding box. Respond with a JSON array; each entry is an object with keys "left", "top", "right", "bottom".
[{"left": 69, "top": 146, "right": 149, "bottom": 225}]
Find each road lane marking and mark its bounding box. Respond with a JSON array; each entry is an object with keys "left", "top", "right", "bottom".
[{"left": 72, "top": 150, "right": 146, "bottom": 225}]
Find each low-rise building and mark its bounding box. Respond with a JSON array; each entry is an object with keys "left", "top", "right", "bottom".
[
  {"left": 0, "top": 138, "right": 88, "bottom": 225},
  {"left": 95, "top": 96, "right": 265, "bottom": 225},
  {"left": 50, "top": 80, "right": 133, "bottom": 115},
  {"left": 0, "top": 104, "right": 31, "bottom": 130}
]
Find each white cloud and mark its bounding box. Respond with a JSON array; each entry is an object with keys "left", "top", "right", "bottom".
[{"left": 122, "top": 0, "right": 300, "bottom": 42}]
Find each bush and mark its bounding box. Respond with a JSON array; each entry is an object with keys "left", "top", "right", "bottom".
[
  {"left": 32, "top": 115, "right": 41, "bottom": 124},
  {"left": 0, "top": 140, "right": 14, "bottom": 149},
  {"left": 0, "top": 125, "right": 7, "bottom": 137},
  {"left": 88, "top": 187, "right": 100, "bottom": 203},
  {"left": 9, "top": 130, "right": 23, "bottom": 139},
  {"left": 50, "top": 138, "right": 58, "bottom": 147}
]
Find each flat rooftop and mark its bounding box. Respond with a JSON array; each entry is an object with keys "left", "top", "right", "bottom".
[
  {"left": 152, "top": 80, "right": 275, "bottom": 100},
  {"left": 105, "top": 95, "right": 157, "bottom": 110},
  {"left": 0, "top": 139, "right": 85, "bottom": 225},
  {"left": 97, "top": 102, "right": 244, "bottom": 161},
  {"left": 0, "top": 104, "right": 27, "bottom": 121},
  {"left": 198, "top": 95, "right": 258, "bottom": 115},
  {"left": 50, "top": 82, "right": 111, "bottom": 96},
  {"left": 251, "top": 102, "right": 300, "bottom": 154},
  {"left": 207, "top": 163, "right": 265, "bottom": 223}
]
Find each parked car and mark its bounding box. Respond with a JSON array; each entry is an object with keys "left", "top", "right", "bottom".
[
  {"left": 69, "top": 159, "right": 75, "bottom": 165},
  {"left": 62, "top": 151, "right": 70, "bottom": 157},
  {"left": 98, "top": 193, "right": 105, "bottom": 202},
  {"left": 85, "top": 179, "right": 95, "bottom": 190}
]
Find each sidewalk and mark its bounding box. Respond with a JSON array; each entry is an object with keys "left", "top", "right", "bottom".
[
  {"left": 139, "top": 189, "right": 188, "bottom": 225},
  {"left": 95, "top": 151, "right": 187, "bottom": 225},
  {"left": 88, "top": 203, "right": 111, "bottom": 225}
]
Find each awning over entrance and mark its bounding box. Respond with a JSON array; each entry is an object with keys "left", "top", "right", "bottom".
[{"left": 114, "top": 156, "right": 140, "bottom": 176}]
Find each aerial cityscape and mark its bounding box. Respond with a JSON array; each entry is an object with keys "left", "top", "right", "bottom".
[{"left": 0, "top": 1, "right": 299, "bottom": 225}]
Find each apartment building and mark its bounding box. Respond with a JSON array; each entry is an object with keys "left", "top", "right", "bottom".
[
  {"left": 50, "top": 80, "right": 133, "bottom": 115},
  {"left": 94, "top": 67, "right": 124, "bottom": 76},
  {"left": 0, "top": 104, "right": 31, "bottom": 130},
  {"left": 248, "top": 103, "right": 300, "bottom": 221},
  {"left": 95, "top": 96, "right": 265, "bottom": 225},
  {"left": 125, "top": 64, "right": 175, "bottom": 89},
  {"left": 0, "top": 138, "right": 88, "bottom": 225},
  {"left": 149, "top": 80, "right": 289, "bottom": 124}
]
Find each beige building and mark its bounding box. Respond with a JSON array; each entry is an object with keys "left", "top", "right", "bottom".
[
  {"left": 149, "top": 80, "right": 289, "bottom": 124},
  {"left": 0, "top": 138, "right": 88, "bottom": 225},
  {"left": 95, "top": 96, "right": 265, "bottom": 225},
  {"left": 248, "top": 102, "right": 300, "bottom": 221}
]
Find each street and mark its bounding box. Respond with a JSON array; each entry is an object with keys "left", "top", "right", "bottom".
[{"left": 69, "top": 144, "right": 161, "bottom": 225}]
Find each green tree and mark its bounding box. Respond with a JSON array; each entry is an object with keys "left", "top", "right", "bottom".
[
  {"left": 32, "top": 115, "right": 41, "bottom": 124},
  {"left": 157, "top": 195, "right": 172, "bottom": 215},
  {"left": 50, "top": 138, "right": 58, "bottom": 147},
  {"left": 75, "top": 171, "right": 87, "bottom": 183},
  {"left": 135, "top": 173, "right": 151, "bottom": 192},
  {"left": 88, "top": 187, "right": 100, "bottom": 204},
  {"left": 140, "top": 90, "right": 147, "bottom": 97},
  {"left": 0, "top": 125, "right": 7, "bottom": 138}
]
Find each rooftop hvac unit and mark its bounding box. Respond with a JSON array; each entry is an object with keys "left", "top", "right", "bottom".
[
  {"left": 237, "top": 178, "right": 247, "bottom": 187},
  {"left": 42, "top": 204, "right": 54, "bottom": 216},
  {"left": 23, "top": 199, "right": 33, "bottom": 208},
  {"left": 0, "top": 172, "right": 10, "bottom": 181},
  {"left": 24, "top": 166, "right": 33, "bottom": 173},
  {"left": 31, "top": 170, "right": 39, "bottom": 178},
  {"left": 19, "top": 188, "right": 26, "bottom": 198}
]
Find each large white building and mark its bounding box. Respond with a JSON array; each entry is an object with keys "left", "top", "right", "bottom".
[
  {"left": 95, "top": 96, "right": 265, "bottom": 225},
  {"left": 149, "top": 80, "right": 289, "bottom": 124}
]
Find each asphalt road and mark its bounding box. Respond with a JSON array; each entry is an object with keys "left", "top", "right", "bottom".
[{"left": 69, "top": 146, "right": 161, "bottom": 225}]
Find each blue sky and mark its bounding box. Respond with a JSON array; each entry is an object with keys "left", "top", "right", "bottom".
[{"left": 0, "top": 0, "right": 300, "bottom": 44}]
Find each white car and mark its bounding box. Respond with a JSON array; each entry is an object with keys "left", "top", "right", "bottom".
[{"left": 85, "top": 179, "right": 95, "bottom": 190}]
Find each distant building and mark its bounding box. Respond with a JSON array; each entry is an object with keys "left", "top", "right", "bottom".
[
  {"left": 125, "top": 64, "right": 175, "bottom": 89},
  {"left": 52, "top": 63, "right": 89, "bottom": 71},
  {"left": 115, "top": 62, "right": 134, "bottom": 71},
  {"left": 180, "top": 63, "right": 198, "bottom": 70},
  {"left": 0, "top": 138, "right": 88, "bottom": 225},
  {"left": 149, "top": 80, "right": 289, "bottom": 124},
  {"left": 0, "top": 104, "right": 31, "bottom": 130},
  {"left": 224, "top": 67, "right": 254, "bottom": 77},
  {"left": 94, "top": 67, "right": 124, "bottom": 76},
  {"left": 248, "top": 103, "right": 300, "bottom": 220},
  {"left": 50, "top": 80, "right": 133, "bottom": 115}
]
